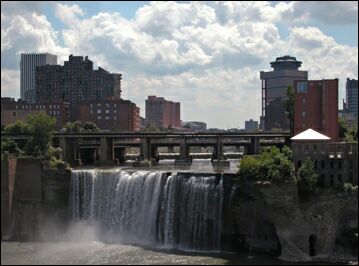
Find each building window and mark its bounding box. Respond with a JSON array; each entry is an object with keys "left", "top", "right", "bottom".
[
  {"left": 302, "top": 98, "right": 306, "bottom": 105},
  {"left": 297, "top": 82, "right": 308, "bottom": 93},
  {"left": 114, "top": 109, "right": 117, "bottom": 113},
  {"left": 97, "top": 116, "right": 101, "bottom": 120},
  {"left": 338, "top": 175, "right": 342, "bottom": 183},
  {"left": 114, "top": 103, "right": 116, "bottom": 107},
  {"left": 16, "top": 105, "right": 18, "bottom": 109},
  {"left": 338, "top": 161, "right": 342, "bottom": 169},
  {"left": 114, "top": 116, "right": 117, "bottom": 120},
  {"left": 13, "top": 112, "right": 16, "bottom": 116},
  {"left": 106, "top": 116, "right": 109, "bottom": 120},
  {"left": 302, "top": 123, "right": 306, "bottom": 128},
  {"left": 50, "top": 105, "right": 52, "bottom": 109},
  {"left": 321, "top": 160, "right": 325, "bottom": 169},
  {"left": 106, "top": 110, "right": 110, "bottom": 114},
  {"left": 90, "top": 110, "right": 93, "bottom": 114},
  {"left": 302, "top": 111, "right": 306, "bottom": 118},
  {"left": 90, "top": 104, "right": 93, "bottom": 108},
  {"left": 330, "top": 175, "right": 334, "bottom": 186},
  {"left": 330, "top": 161, "right": 334, "bottom": 169},
  {"left": 97, "top": 109, "right": 101, "bottom": 114}
]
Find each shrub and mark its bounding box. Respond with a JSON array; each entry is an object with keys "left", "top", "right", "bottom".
[
  {"left": 297, "top": 157, "right": 319, "bottom": 196},
  {"left": 237, "top": 146, "right": 295, "bottom": 183}
]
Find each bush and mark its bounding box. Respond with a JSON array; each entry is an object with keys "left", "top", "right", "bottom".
[
  {"left": 1, "top": 138, "right": 22, "bottom": 155},
  {"left": 237, "top": 146, "right": 296, "bottom": 183},
  {"left": 4, "top": 120, "right": 31, "bottom": 134},
  {"left": 297, "top": 157, "right": 319, "bottom": 196}
]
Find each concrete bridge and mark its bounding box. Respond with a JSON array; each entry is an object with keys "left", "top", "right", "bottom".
[{"left": 3, "top": 132, "right": 290, "bottom": 165}]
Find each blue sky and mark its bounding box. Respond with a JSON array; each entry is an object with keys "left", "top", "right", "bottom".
[{"left": 1, "top": 1, "right": 358, "bottom": 128}]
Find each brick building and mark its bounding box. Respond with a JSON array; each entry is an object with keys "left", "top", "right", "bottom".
[
  {"left": 77, "top": 98, "right": 140, "bottom": 132},
  {"left": 1, "top": 97, "right": 69, "bottom": 130},
  {"left": 145, "top": 96, "right": 180, "bottom": 129},
  {"left": 36, "top": 55, "right": 122, "bottom": 120},
  {"left": 294, "top": 79, "right": 339, "bottom": 140},
  {"left": 292, "top": 129, "right": 357, "bottom": 186}
]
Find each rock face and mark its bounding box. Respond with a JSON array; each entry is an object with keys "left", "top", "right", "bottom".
[{"left": 226, "top": 178, "right": 358, "bottom": 262}]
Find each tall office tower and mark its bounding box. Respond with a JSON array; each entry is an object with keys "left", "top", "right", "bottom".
[
  {"left": 36, "top": 55, "right": 122, "bottom": 120},
  {"left": 345, "top": 78, "right": 358, "bottom": 116},
  {"left": 145, "top": 96, "right": 181, "bottom": 129},
  {"left": 20, "top": 53, "right": 57, "bottom": 103},
  {"left": 294, "top": 79, "right": 339, "bottom": 140},
  {"left": 260, "top": 55, "right": 308, "bottom": 131}
]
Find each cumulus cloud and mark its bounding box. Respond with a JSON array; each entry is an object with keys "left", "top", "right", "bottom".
[
  {"left": 1, "top": 69, "right": 20, "bottom": 99},
  {"left": 1, "top": 1, "right": 358, "bottom": 128},
  {"left": 279, "top": 1, "right": 358, "bottom": 25}
]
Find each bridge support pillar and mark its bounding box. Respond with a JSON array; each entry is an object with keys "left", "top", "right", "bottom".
[
  {"left": 248, "top": 136, "right": 260, "bottom": 155},
  {"left": 168, "top": 146, "right": 175, "bottom": 153},
  {"left": 100, "top": 137, "right": 113, "bottom": 162},
  {"left": 140, "top": 137, "right": 150, "bottom": 161},
  {"left": 174, "top": 138, "right": 191, "bottom": 166},
  {"left": 212, "top": 137, "right": 229, "bottom": 167},
  {"left": 59, "top": 136, "right": 74, "bottom": 163}
]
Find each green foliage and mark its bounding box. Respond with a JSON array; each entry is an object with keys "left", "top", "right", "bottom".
[
  {"left": 237, "top": 146, "right": 295, "bottom": 183},
  {"left": 141, "top": 122, "right": 161, "bottom": 133},
  {"left": 297, "top": 157, "right": 319, "bottom": 195},
  {"left": 24, "top": 113, "right": 56, "bottom": 157},
  {"left": 339, "top": 118, "right": 358, "bottom": 142},
  {"left": 4, "top": 120, "right": 31, "bottom": 134},
  {"left": 284, "top": 86, "right": 295, "bottom": 136},
  {"left": 1, "top": 137, "right": 22, "bottom": 155},
  {"left": 44, "top": 146, "right": 62, "bottom": 161},
  {"left": 344, "top": 125, "right": 358, "bottom": 142},
  {"left": 342, "top": 182, "right": 358, "bottom": 194},
  {"left": 65, "top": 121, "right": 100, "bottom": 133}
]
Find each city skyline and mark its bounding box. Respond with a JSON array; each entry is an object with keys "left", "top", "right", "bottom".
[{"left": 1, "top": 1, "right": 358, "bottom": 128}]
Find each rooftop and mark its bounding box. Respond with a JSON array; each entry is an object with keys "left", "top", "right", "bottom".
[{"left": 291, "top": 128, "right": 331, "bottom": 141}]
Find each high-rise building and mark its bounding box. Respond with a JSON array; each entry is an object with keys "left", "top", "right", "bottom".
[
  {"left": 345, "top": 78, "right": 358, "bottom": 116},
  {"left": 20, "top": 53, "right": 57, "bottom": 103},
  {"left": 260, "top": 55, "right": 308, "bottom": 131},
  {"left": 145, "top": 96, "right": 180, "bottom": 129},
  {"left": 294, "top": 79, "right": 339, "bottom": 140},
  {"left": 77, "top": 98, "right": 140, "bottom": 132},
  {"left": 36, "top": 55, "right": 122, "bottom": 120},
  {"left": 245, "top": 119, "right": 259, "bottom": 132}
]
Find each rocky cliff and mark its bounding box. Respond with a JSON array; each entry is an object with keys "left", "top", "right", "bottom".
[{"left": 227, "top": 177, "right": 358, "bottom": 263}]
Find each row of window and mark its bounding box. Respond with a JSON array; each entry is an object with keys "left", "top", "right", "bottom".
[
  {"left": 96, "top": 116, "right": 117, "bottom": 120},
  {"left": 90, "top": 103, "right": 117, "bottom": 108},
  {"left": 15, "top": 104, "right": 60, "bottom": 110},
  {"left": 49, "top": 110, "right": 60, "bottom": 116},
  {"left": 296, "top": 159, "right": 353, "bottom": 170}
]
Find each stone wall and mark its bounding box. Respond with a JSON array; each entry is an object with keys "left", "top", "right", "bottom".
[{"left": 1, "top": 158, "right": 71, "bottom": 241}]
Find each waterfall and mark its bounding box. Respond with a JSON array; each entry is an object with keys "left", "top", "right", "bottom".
[{"left": 70, "top": 169, "right": 224, "bottom": 251}]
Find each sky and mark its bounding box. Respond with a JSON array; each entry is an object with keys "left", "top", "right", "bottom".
[{"left": 1, "top": 1, "right": 358, "bottom": 129}]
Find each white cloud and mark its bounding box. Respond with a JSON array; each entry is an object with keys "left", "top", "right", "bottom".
[
  {"left": 1, "top": 1, "right": 358, "bottom": 128},
  {"left": 55, "top": 3, "right": 84, "bottom": 26},
  {"left": 1, "top": 69, "right": 20, "bottom": 99}
]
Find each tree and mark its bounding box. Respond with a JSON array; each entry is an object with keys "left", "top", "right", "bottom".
[
  {"left": 25, "top": 113, "right": 56, "bottom": 156},
  {"left": 1, "top": 138, "right": 21, "bottom": 155},
  {"left": 141, "top": 122, "right": 161, "bottom": 133},
  {"left": 4, "top": 120, "right": 31, "bottom": 134},
  {"left": 284, "top": 86, "right": 294, "bottom": 136},
  {"left": 237, "top": 146, "right": 295, "bottom": 184},
  {"left": 297, "top": 157, "right": 319, "bottom": 196},
  {"left": 64, "top": 121, "right": 100, "bottom": 133}
]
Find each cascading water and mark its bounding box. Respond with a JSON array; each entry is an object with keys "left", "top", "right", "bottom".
[{"left": 70, "top": 169, "right": 224, "bottom": 251}]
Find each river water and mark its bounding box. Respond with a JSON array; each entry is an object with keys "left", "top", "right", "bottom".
[{"left": 1, "top": 241, "right": 299, "bottom": 265}]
